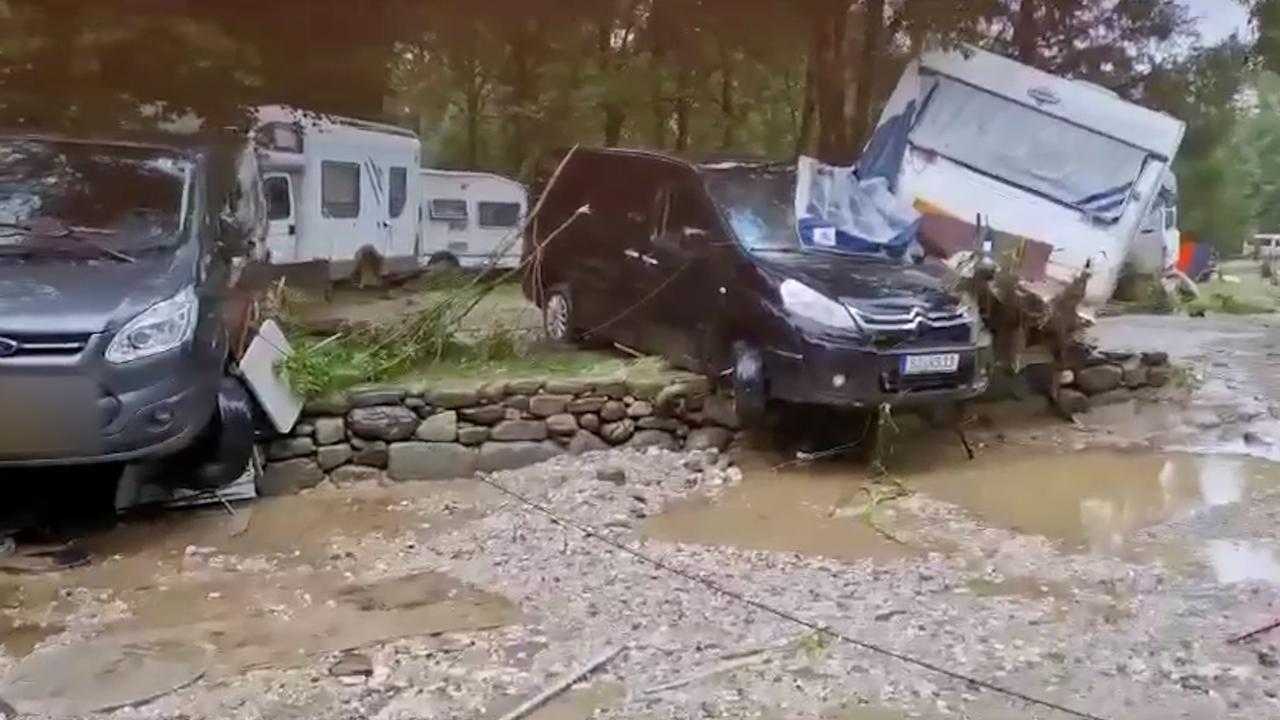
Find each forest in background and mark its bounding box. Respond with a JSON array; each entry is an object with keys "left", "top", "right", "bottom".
[{"left": 1, "top": 0, "right": 1279, "bottom": 253}]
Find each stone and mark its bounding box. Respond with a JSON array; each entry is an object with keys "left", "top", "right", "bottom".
[
  {"left": 258, "top": 458, "right": 324, "bottom": 496},
  {"left": 294, "top": 422, "right": 315, "bottom": 438},
  {"left": 266, "top": 437, "right": 315, "bottom": 461},
  {"left": 567, "top": 397, "right": 606, "bottom": 414},
  {"left": 330, "top": 465, "right": 386, "bottom": 487},
  {"left": 701, "top": 395, "right": 740, "bottom": 429},
  {"left": 403, "top": 396, "right": 427, "bottom": 410},
  {"left": 1055, "top": 388, "right": 1090, "bottom": 416},
  {"left": 1147, "top": 366, "right": 1173, "bottom": 387},
  {"left": 330, "top": 651, "right": 373, "bottom": 678},
  {"left": 596, "top": 466, "right": 627, "bottom": 485},
  {"left": 490, "top": 419, "right": 549, "bottom": 442},
  {"left": 568, "top": 431, "right": 609, "bottom": 455},
  {"left": 347, "top": 386, "right": 407, "bottom": 408},
  {"left": 460, "top": 405, "right": 505, "bottom": 425},
  {"left": 579, "top": 413, "right": 601, "bottom": 433},
  {"left": 546, "top": 413, "right": 579, "bottom": 436},
  {"left": 349, "top": 435, "right": 369, "bottom": 450},
  {"left": 388, "top": 442, "right": 477, "bottom": 481},
  {"left": 1057, "top": 370, "right": 1075, "bottom": 387},
  {"left": 477, "top": 441, "right": 563, "bottom": 472},
  {"left": 600, "top": 400, "right": 628, "bottom": 422},
  {"left": 504, "top": 408, "right": 523, "bottom": 421},
  {"left": 544, "top": 379, "right": 589, "bottom": 395},
  {"left": 625, "top": 430, "right": 677, "bottom": 450},
  {"left": 478, "top": 381, "right": 508, "bottom": 403},
  {"left": 1141, "top": 351, "right": 1170, "bottom": 367},
  {"left": 594, "top": 380, "right": 628, "bottom": 399},
  {"left": 1075, "top": 364, "right": 1124, "bottom": 395},
  {"left": 1122, "top": 363, "right": 1148, "bottom": 389},
  {"left": 353, "top": 441, "right": 389, "bottom": 468},
  {"left": 313, "top": 418, "right": 346, "bottom": 446},
  {"left": 628, "top": 401, "right": 655, "bottom": 418},
  {"left": 686, "top": 426, "right": 734, "bottom": 452},
  {"left": 601, "top": 419, "right": 636, "bottom": 444},
  {"left": 347, "top": 406, "right": 420, "bottom": 442},
  {"left": 416, "top": 411, "right": 458, "bottom": 442},
  {"left": 427, "top": 385, "right": 480, "bottom": 409},
  {"left": 504, "top": 395, "right": 531, "bottom": 412},
  {"left": 304, "top": 394, "right": 349, "bottom": 416},
  {"left": 316, "top": 444, "right": 353, "bottom": 471},
  {"left": 1244, "top": 431, "right": 1273, "bottom": 447},
  {"left": 529, "top": 394, "right": 572, "bottom": 417},
  {"left": 458, "top": 424, "right": 490, "bottom": 446},
  {"left": 627, "top": 377, "right": 666, "bottom": 401},
  {"left": 506, "top": 379, "right": 544, "bottom": 395},
  {"left": 638, "top": 417, "right": 681, "bottom": 432}
]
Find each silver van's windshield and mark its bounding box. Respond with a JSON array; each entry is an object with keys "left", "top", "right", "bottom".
[{"left": 0, "top": 139, "right": 193, "bottom": 250}]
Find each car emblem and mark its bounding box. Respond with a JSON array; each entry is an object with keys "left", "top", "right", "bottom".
[
  {"left": 0, "top": 337, "right": 18, "bottom": 357},
  {"left": 1028, "top": 87, "right": 1061, "bottom": 106}
]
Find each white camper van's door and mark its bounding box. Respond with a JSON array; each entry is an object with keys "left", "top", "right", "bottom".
[{"left": 263, "top": 173, "right": 297, "bottom": 264}]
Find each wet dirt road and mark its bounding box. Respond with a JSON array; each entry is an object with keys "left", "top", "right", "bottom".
[{"left": 3, "top": 314, "right": 1280, "bottom": 719}]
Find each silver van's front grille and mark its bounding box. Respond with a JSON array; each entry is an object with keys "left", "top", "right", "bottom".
[{"left": 0, "top": 332, "right": 92, "bottom": 358}]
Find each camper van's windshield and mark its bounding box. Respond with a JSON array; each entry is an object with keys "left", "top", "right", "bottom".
[
  {"left": 910, "top": 75, "right": 1150, "bottom": 222},
  {"left": 0, "top": 139, "right": 192, "bottom": 250},
  {"left": 702, "top": 167, "right": 801, "bottom": 253}
]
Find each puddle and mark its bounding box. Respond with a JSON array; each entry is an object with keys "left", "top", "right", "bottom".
[
  {"left": 1204, "top": 540, "right": 1280, "bottom": 583},
  {"left": 644, "top": 455, "right": 916, "bottom": 562},
  {"left": 905, "top": 450, "right": 1280, "bottom": 554},
  {"left": 0, "top": 480, "right": 515, "bottom": 692}
]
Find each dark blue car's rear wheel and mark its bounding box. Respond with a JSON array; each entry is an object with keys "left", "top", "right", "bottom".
[{"left": 731, "top": 342, "right": 768, "bottom": 428}]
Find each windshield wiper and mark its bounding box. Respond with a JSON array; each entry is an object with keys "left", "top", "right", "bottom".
[{"left": 0, "top": 221, "right": 136, "bottom": 263}]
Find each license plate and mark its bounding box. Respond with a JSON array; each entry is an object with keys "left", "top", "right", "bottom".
[
  {"left": 0, "top": 377, "right": 99, "bottom": 456},
  {"left": 900, "top": 353, "right": 960, "bottom": 376}
]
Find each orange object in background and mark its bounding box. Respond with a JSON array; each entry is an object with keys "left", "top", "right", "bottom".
[{"left": 1177, "top": 232, "right": 1196, "bottom": 273}]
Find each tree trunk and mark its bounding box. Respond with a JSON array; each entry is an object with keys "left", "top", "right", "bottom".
[
  {"left": 505, "top": 21, "right": 537, "bottom": 174},
  {"left": 812, "top": 0, "right": 851, "bottom": 163},
  {"left": 719, "top": 44, "right": 737, "bottom": 150},
  {"left": 649, "top": 50, "right": 668, "bottom": 149},
  {"left": 1014, "top": 0, "right": 1038, "bottom": 64},
  {"left": 465, "top": 63, "right": 482, "bottom": 168},
  {"left": 849, "top": 0, "right": 885, "bottom": 150},
  {"left": 603, "top": 106, "right": 626, "bottom": 146},
  {"left": 674, "top": 67, "right": 692, "bottom": 152},
  {"left": 796, "top": 53, "right": 816, "bottom": 157}
]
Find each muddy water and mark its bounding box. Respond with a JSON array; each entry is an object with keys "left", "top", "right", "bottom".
[
  {"left": 648, "top": 446, "right": 1280, "bottom": 576},
  {"left": 0, "top": 481, "right": 515, "bottom": 715}
]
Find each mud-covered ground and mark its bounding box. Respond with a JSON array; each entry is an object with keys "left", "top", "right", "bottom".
[{"left": 4, "top": 315, "right": 1280, "bottom": 720}]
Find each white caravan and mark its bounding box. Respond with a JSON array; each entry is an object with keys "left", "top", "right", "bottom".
[
  {"left": 1129, "top": 169, "right": 1180, "bottom": 277},
  {"left": 869, "top": 46, "right": 1186, "bottom": 306},
  {"left": 254, "top": 105, "right": 422, "bottom": 283},
  {"left": 419, "top": 169, "right": 527, "bottom": 270}
]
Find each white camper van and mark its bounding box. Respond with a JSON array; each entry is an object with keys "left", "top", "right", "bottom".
[
  {"left": 867, "top": 47, "right": 1186, "bottom": 306},
  {"left": 419, "top": 169, "right": 527, "bottom": 270},
  {"left": 254, "top": 105, "right": 422, "bottom": 283},
  {"left": 1129, "top": 169, "right": 1180, "bottom": 278}
]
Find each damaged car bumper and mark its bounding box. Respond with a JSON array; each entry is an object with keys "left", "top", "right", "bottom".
[
  {"left": 764, "top": 333, "right": 993, "bottom": 408},
  {"left": 0, "top": 334, "right": 221, "bottom": 467}
]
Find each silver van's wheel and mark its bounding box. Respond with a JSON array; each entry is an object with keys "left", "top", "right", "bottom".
[{"left": 543, "top": 285, "right": 574, "bottom": 343}]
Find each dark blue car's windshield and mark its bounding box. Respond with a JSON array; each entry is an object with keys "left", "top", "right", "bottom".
[
  {"left": 0, "top": 139, "right": 192, "bottom": 249},
  {"left": 701, "top": 167, "right": 802, "bottom": 253}
]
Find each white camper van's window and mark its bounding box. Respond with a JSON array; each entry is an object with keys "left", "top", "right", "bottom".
[
  {"left": 911, "top": 75, "right": 1150, "bottom": 222},
  {"left": 430, "top": 199, "right": 468, "bottom": 222},
  {"left": 478, "top": 201, "right": 521, "bottom": 228},
  {"left": 264, "top": 176, "right": 291, "bottom": 221},
  {"left": 321, "top": 161, "right": 360, "bottom": 218},
  {"left": 389, "top": 167, "right": 408, "bottom": 218}
]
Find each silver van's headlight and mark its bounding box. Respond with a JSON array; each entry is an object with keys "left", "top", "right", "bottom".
[
  {"left": 779, "top": 279, "right": 857, "bottom": 331},
  {"left": 106, "top": 287, "right": 198, "bottom": 364}
]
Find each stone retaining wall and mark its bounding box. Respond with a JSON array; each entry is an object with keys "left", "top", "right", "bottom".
[
  {"left": 1053, "top": 349, "right": 1174, "bottom": 415},
  {"left": 258, "top": 374, "right": 738, "bottom": 496}
]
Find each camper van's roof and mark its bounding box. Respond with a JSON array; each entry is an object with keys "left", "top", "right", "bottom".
[
  {"left": 255, "top": 104, "right": 418, "bottom": 140},
  {"left": 918, "top": 46, "right": 1185, "bottom": 159},
  {"left": 419, "top": 168, "right": 525, "bottom": 186}
]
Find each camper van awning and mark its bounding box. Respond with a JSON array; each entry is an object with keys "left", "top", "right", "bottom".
[{"left": 917, "top": 47, "right": 1185, "bottom": 160}]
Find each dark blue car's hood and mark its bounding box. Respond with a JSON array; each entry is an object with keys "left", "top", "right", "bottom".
[
  {"left": 753, "top": 250, "right": 961, "bottom": 314},
  {"left": 0, "top": 248, "right": 193, "bottom": 335}
]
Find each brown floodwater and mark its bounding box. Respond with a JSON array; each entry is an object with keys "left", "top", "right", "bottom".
[
  {"left": 0, "top": 481, "right": 516, "bottom": 715},
  {"left": 647, "top": 446, "right": 1280, "bottom": 577}
]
